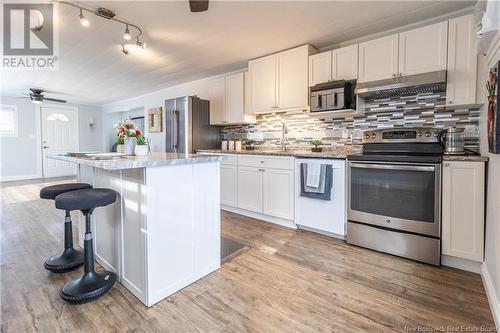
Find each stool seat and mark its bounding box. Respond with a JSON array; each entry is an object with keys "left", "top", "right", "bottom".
[
  {"left": 40, "top": 183, "right": 92, "bottom": 200},
  {"left": 55, "top": 188, "right": 116, "bottom": 212}
]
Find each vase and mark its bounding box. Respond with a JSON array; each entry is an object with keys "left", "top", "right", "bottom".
[
  {"left": 135, "top": 145, "right": 148, "bottom": 156},
  {"left": 124, "top": 137, "right": 136, "bottom": 155},
  {"left": 116, "top": 144, "right": 125, "bottom": 153},
  {"left": 311, "top": 147, "right": 323, "bottom": 152}
]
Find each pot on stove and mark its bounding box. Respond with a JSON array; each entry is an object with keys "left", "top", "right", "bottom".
[{"left": 439, "top": 127, "right": 465, "bottom": 155}]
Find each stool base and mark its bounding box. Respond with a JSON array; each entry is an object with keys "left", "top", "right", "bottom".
[
  {"left": 60, "top": 270, "right": 116, "bottom": 304},
  {"left": 44, "top": 248, "right": 84, "bottom": 273}
]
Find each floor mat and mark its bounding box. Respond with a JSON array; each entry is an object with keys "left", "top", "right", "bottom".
[{"left": 221, "top": 236, "right": 249, "bottom": 264}]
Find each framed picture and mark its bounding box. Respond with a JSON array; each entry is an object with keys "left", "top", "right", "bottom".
[
  {"left": 487, "top": 61, "right": 499, "bottom": 154},
  {"left": 148, "top": 107, "right": 163, "bottom": 133}
]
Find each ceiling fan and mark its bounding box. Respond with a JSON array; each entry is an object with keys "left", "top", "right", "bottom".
[
  {"left": 189, "top": 0, "right": 209, "bottom": 12},
  {"left": 19, "top": 88, "right": 67, "bottom": 104}
]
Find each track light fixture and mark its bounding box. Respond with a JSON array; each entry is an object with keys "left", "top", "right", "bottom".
[
  {"left": 123, "top": 24, "right": 131, "bottom": 41},
  {"left": 79, "top": 9, "right": 89, "bottom": 26},
  {"left": 57, "top": 1, "right": 146, "bottom": 56}
]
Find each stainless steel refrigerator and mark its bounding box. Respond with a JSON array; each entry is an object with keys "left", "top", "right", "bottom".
[{"left": 165, "top": 96, "right": 220, "bottom": 153}]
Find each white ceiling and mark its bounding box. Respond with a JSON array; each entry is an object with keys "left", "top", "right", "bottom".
[{"left": 1, "top": 0, "right": 476, "bottom": 105}]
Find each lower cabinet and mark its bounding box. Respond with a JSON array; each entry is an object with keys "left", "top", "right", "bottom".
[
  {"left": 220, "top": 164, "right": 237, "bottom": 207},
  {"left": 442, "top": 161, "right": 485, "bottom": 262},
  {"left": 237, "top": 166, "right": 263, "bottom": 213},
  {"left": 262, "top": 168, "right": 294, "bottom": 220}
]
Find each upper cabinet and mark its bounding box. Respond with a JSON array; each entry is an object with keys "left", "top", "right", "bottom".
[
  {"left": 248, "top": 45, "right": 316, "bottom": 113},
  {"left": 309, "top": 44, "right": 358, "bottom": 86},
  {"left": 358, "top": 34, "right": 399, "bottom": 83},
  {"left": 208, "top": 72, "right": 256, "bottom": 125},
  {"left": 446, "top": 14, "right": 478, "bottom": 107},
  {"left": 398, "top": 21, "right": 448, "bottom": 76}
]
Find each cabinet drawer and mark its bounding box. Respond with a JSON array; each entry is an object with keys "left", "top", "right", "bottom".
[{"left": 238, "top": 155, "right": 294, "bottom": 170}]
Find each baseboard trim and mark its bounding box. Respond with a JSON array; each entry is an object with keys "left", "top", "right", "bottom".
[
  {"left": 0, "top": 174, "right": 41, "bottom": 182},
  {"left": 441, "top": 255, "right": 482, "bottom": 273},
  {"left": 481, "top": 263, "right": 500, "bottom": 329},
  {"left": 297, "top": 224, "right": 345, "bottom": 240},
  {"left": 221, "top": 205, "right": 297, "bottom": 229}
]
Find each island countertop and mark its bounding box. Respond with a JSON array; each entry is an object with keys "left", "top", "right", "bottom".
[{"left": 49, "top": 152, "right": 226, "bottom": 170}]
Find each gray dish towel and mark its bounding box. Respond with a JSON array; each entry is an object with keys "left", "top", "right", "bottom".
[{"left": 300, "top": 164, "right": 333, "bottom": 200}]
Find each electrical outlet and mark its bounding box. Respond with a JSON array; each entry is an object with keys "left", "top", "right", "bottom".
[
  {"left": 464, "top": 125, "right": 478, "bottom": 138},
  {"left": 342, "top": 128, "right": 349, "bottom": 139}
]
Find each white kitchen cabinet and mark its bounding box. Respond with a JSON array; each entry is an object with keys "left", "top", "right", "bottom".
[
  {"left": 208, "top": 77, "right": 225, "bottom": 125},
  {"left": 446, "top": 14, "right": 478, "bottom": 106},
  {"left": 237, "top": 166, "right": 263, "bottom": 213},
  {"left": 209, "top": 72, "right": 256, "bottom": 125},
  {"left": 262, "top": 168, "right": 294, "bottom": 220},
  {"left": 442, "top": 161, "right": 485, "bottom": 262},
  {"left": 248, "top": 54, "right": 277, "bottom": 113},
  {"left": 309, "top": 51, "right": 332, "bottom": 86},
  {"left": 358, "top": 34, "right": 399, "bottom": 83},
  {"left": 309, "top": 44, "right": 358, "bottom": 86},
  {"left": 398, "top": 21, "right": 448, "bottom": 76},
  {"left": 332, "top": 44, "right": 359, "bottom": 81},
  {"left": 249, "top": 45, "right": 316, "bottom": 113},
  {"left": 221, "top": 164, "right": 237, "bottom": 207}
]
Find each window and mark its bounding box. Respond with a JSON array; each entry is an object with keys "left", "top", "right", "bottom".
[{"left": 0, "top": 105, "right": 18, "bottom": 137}]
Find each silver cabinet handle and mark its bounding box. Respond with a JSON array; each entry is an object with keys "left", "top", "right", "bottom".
[
  {"left": 43, "top": 145, "right": 50, "bottom": 149},
  {"left": 448, "top": 101, "right": 453, "bottom": 104},
  {"left": 444, "top": 163, "right": 450, "bottom": 167},
  {"left": 392, "top": 73, "right": 397, "bottom": 78}
]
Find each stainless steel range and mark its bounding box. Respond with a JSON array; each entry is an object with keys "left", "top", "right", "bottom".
[{"left": 346, "top": 128, "right": 444, "bottom": 266}]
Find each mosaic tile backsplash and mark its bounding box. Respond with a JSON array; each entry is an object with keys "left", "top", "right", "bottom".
[{"left": 221, "top": 91, "right": 480, "bottom": 151}]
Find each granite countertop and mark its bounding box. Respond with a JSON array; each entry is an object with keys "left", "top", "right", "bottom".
[
  {"left": 197, "top": 146, "right": 362, "bottom": 159},
  {"left": 442, "top": 154, "right": 489, "bottom": 162},
  {"left": 49, "top": 152, "right": 226, "bottom": 170}
]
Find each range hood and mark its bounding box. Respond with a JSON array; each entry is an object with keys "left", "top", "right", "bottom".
[{"left": 355, "top": 70, "right": 446, "bottom": 99}]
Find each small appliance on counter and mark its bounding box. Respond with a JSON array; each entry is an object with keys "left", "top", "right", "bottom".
[
  {"left": 439, "top": 127, "right": 465, "bottom": 155},
  {"left": 310, "top": 80, "right": 355, "bottom": 113}
]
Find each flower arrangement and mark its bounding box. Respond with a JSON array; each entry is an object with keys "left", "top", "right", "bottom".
[{"left": 113, "top": 119, "right": 141, "bottom": 141}]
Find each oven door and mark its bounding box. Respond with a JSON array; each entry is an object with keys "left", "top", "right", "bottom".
[{"left": 348, "top": 161, "right": 441, "bottom": 237}]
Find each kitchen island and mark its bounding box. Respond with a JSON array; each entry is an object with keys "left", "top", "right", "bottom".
[{"left": 49, "top": 153, "right": 224, "bottom": 306}]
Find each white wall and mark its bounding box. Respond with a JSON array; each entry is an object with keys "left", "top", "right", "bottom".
[
  {"left": 0, "top": 96, "right": 103, "bottom": 180},
  {"left": 479, "top": 32, "right": 500, "bottom": 328}
]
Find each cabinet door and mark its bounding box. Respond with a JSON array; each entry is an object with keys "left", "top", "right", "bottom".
[
  {"left": 277, "top": 46, "right": 309, "bottom": 110},
  {"left": 309, "top": 51, "right": 332, "bottom": 86},
  {"left": 442, "top": 161, "right": 485, "bottom": 262},
  {"left": 332, "top": 44, "right": 358, "bottom": 80},
  {"left": 237, "top": 166, "right": 263, "bottom": 213},
  {"left": 446, "top": 14, "right": 478, "bottom": 106},
  {"left": 221, "top": 164, "right": 237, "bottom": 207},
  {"left": 262, "top": 168, "right": 294, "bottom": 220},
  {"left": 358, "top": 34, "right": 399, "bottom": 83},
  {"left": 225, "top": 72, "right": 245, "bottom": 124},
  {"left": 398, "top": 21, "right": 448, "bottom": 76},
  {"left": 208, "top": 77, "right": 226, "bottom": 125},
  {"left": 248, "top": 54, "right": 276, "bottom": 113}
]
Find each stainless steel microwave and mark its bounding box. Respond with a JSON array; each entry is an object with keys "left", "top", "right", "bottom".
[{"left": 310, "top": 80, "right": 355, "bottom": 112}]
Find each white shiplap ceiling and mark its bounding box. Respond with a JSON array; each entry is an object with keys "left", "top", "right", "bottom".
[{"left": 1, "top": 0, "right": 475, "bottom": 105}]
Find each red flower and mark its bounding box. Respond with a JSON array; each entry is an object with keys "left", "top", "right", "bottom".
[{"left": 135, "top": 130, "right": 141, "bottom": 136}]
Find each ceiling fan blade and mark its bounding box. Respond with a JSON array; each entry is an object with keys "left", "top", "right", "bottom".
[
  {"left": 189, "top": 0, "right": 209, "bottom": 12},
  {"left": 44, "top": 97, "right": 67, "bottom": 103}
]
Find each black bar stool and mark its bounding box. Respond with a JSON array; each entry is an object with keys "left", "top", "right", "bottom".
[
  {"left": 40, "top": 183, "right": 92, "bottom": 272},
  {"left": 55, "top": 188, "right": 117, "bottom": 304}
]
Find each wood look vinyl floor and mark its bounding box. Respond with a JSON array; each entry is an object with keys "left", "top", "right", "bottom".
[{"left": 1, "top": 178, "right": 495, "bottom": 332}]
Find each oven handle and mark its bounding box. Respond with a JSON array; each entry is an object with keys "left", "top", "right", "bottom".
[{"left": 349, "top": 162, "right": 436, "bottom": 172}]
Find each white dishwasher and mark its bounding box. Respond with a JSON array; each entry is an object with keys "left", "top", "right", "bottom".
[{"left": 294, "top": 158, "right": 346, "bottom": 239}]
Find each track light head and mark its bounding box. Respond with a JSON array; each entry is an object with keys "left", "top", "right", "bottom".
[
  {"left": 79, "top": 9, "right": 89, "bottom": 26},
  {"left": 136, "top": 38, "right": 146, "bottom": 49},
  {"left": 122, "top": 44, "right": 129, "bottom": 55},
  {"left": 123, "top": 24, "right": 131, "bottom": 41}
]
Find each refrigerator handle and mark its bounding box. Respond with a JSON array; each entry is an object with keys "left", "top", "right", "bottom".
[{"left": 173, "top": 110, "right": 179, "bottom": 149}]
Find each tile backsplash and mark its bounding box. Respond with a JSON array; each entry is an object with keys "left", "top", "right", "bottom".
[{"left": 222, "top": 91, "right": 480, "bottom": 151}]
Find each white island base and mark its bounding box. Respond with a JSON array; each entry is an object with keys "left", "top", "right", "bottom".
[{"left": 73, "top": 156, "right": 221, "bottom": 307}]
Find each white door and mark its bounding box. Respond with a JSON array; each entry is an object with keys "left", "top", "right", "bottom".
[
  {"left": 262, "top": 168, "right": 294, "bottom": 220},
  {"left": 446, "top": 14, "right": 478, "bottom": 106},
  {"left": 442, "top": 161, "right": 485, "bottom": 262},
  {"left": 398, "top": 21, "right": 448, "bottom": 76},
  {"left": 220, "top": 164, "right": 238, "bottom": 207},
  {"left": 237, "top": 166, "right": 262, "bottom": 213},
  {"left": 41, "top": 106, "right": 78, "bottom": 178},
  {"left": 225, "top": 72, "right": 245, "bottom": 124},
  {"left": 208, "top": 77, "right": 226, "bottom": 125},
  {"left": 358, "top": 34, "right": 399, "bottom": 83},
  {"left": 332, "top": 44, "right": 359, "bottom": 80},
  {"left": 309, "top": 51, "right": 332, "bottom": 86},
  {"left": 249, "top": 54, "right": 277, "bottom": 113},
  {"left": 277, "top": 46, "right": 309, "bottom": 110}
]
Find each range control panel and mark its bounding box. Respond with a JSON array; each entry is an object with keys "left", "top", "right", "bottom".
[{"left": 362, "top": 128, "right": 443, "bottom": 144}]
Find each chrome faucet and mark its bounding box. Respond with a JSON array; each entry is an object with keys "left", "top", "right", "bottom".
[{"left": 280, "top": 122, "right": 288, "bottom": 151}]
